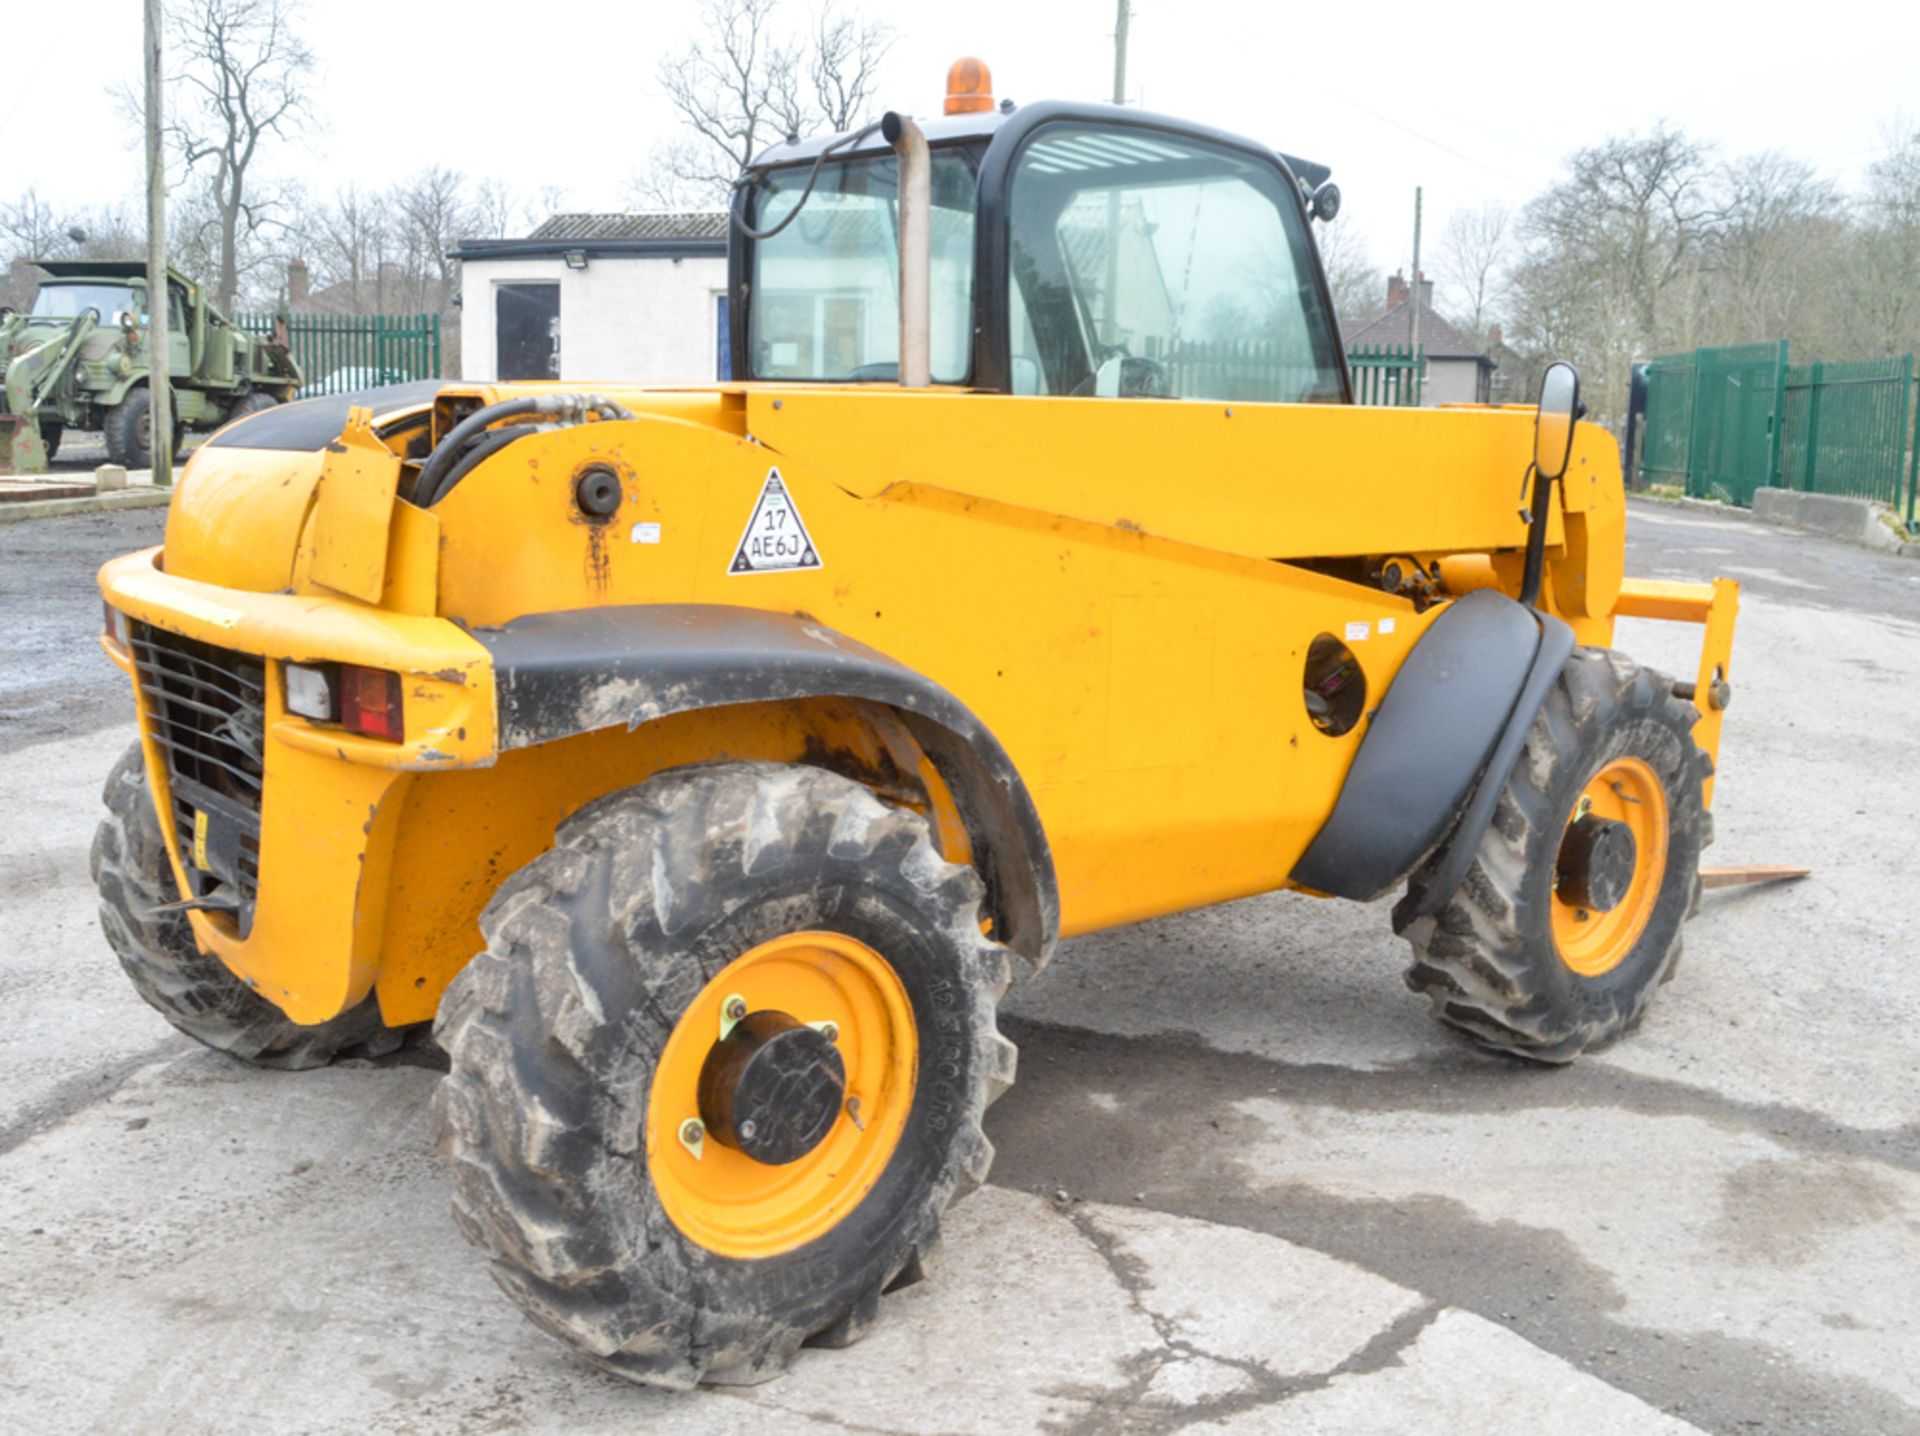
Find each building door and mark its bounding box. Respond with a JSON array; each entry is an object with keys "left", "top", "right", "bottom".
[{"left": 496, "top": 283, "right": 560, "bottom": 381}]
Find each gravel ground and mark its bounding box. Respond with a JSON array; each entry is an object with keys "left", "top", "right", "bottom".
[
  {"left": 0, "top": 507, "right": 163, "bottom": 755},
  {"left": 0, "top": 497, "right": 1915, "bottom": 1434}
]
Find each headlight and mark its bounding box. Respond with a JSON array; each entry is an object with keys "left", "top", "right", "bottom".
[{"left": 284, "top": 662, "right": 336, "bottom": 721}]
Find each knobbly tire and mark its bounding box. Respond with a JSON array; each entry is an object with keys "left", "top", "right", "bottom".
[
  {"left": 227, "top": 391, "right": 279, "bottom": 424},
  {"left": 91, "top": 742, "right": 402, "bottom": 1069},
  {"left": 103, "top": 389, "right": 185, "bottom": 470},
  {"left": 1395, "top": 648, "right": 1712, "bottom": 1063},
  {"left": 432, "top": 762, "right": 1018, "bottom": 1389}
]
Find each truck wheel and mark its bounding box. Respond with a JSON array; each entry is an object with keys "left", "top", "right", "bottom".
[
  {"left": 103, "top": 389, "right": 185, "bottom": 469},
  {"left": 432, "top": 762, "right": 1017, "bottom": 1388},
  {"left": 1395, "top": 648, "right": 1712, "bottom": 1063},
  {"left": 90, "top": 742, "right": 404, "bottom": 1069},
  {"left": 228, "top": 391, "right": 278, "bottom": 424},
  {"left": 38, "top": 420, "right": 61, "bottom": 461}
]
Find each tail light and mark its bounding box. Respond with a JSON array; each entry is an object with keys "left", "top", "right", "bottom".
[{"left": 340, "top": 665, "right": 404, "bottom": 740}]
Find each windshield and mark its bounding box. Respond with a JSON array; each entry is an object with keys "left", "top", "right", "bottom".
[
  {"left": 749, "top": 147, "right": 978, "bottom": 383},
  {"left": 1008, "top": 125, "right": 1345, "bottom": 403},
  {"left": 32, "top": 283, "right": 143, "bottom": 324}
]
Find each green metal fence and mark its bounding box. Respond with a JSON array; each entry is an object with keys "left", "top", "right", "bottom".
[
  {"left": 1639, "top": 341, "right": 1919, "bottom": 525},
  {"left": 1779, "top": 356, "right": 1914, "bottom": 509},
  {"left": 235, "top": 311, "right": 442, "bottom": 397},
  {"left": 1348, "top": 343, "right": 1422, "bottom": 406}
]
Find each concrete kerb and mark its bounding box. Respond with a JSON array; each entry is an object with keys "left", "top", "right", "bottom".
[
  {"left": 1751, "top": 487, "right": 1918, "bottom": 558},
  {"left": 0, "top": 489, "right": 170, "bottom": 525},
  {"left": 1633, "top": 485, "right": 1920, "bottom": 559},
  {"left": 0, "top": 467, "right": 168, "bottom": 525}
]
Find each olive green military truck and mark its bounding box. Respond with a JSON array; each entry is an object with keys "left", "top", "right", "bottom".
[{"left": 0, "top": 259, "right": 300, "bottom": 474}]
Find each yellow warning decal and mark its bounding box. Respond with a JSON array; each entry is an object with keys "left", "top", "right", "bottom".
[{"left": 192, "top": 809, "right": 210, "bottom": 870}]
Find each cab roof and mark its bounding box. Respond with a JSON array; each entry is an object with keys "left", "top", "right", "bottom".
[
  {"left": 750, "top": 99, "right": 1332, "bottom": 192},
  {"left": 34, "top": 259, "right": 196, "bottom": 288}
]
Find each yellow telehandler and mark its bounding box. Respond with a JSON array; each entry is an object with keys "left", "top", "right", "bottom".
[{"left": 94, "top": 62, "right": 1737, "bottom": 1386}]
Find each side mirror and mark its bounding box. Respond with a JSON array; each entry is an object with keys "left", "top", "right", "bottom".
[
  {"left": 1533, "top": 361, "right": 1581, "bottom": 480},
  {"left": 1310, "top": 182, "right": 1341, "bottom": 223}
]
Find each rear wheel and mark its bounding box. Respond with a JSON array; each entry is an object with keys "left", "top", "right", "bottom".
[
  {"left": 90, "top": 742, "right": 404, "bottom": 1069},
  {"left": 1395, "top": 648, "right": 1712, "bottom": 1062},
  {"left": 432, "top": 762, "right": 1017, "bottom": 1388},
  {"left": 226, "top": 391, "right": 278, "bottom": 426}
]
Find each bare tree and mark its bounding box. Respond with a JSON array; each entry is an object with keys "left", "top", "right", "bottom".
[
  {"left": 0, "top": 190, "right": 86, "bottom": 262},
  {"left": 310, "top": 184, "right": 389, "bottom": 311},
  {"left": 637, "top": 0, "right": 894, "bottom": 206},
  {"left": 809, "top": 0, "right": 896, "bottom": 131},
  {"left": 391, "top": 167, "right": 473, "bottom": 311},
  {"left": 1435, "top": 200, "right": 1510, "bottom": 341},
  {"left": 1313, "top": 222, "right": 1384, "bottom": 335},
  {"left": 163, "top": 0, "right": 316, "bottom": 311},
  {"left": 1846, "top": 125, "right": 1920, "bottom": 357}
]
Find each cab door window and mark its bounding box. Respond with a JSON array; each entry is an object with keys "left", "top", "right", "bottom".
[{"left": 1007, "top": 125, "right": 1344, "bottom": 403}]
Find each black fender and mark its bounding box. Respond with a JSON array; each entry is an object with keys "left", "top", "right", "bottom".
[
  {"left": 468, "top": 604, "right": 1059, "bottom": 965},
  {"left": 1289, "top": 590, "right": 1576, "bottom": 907}
]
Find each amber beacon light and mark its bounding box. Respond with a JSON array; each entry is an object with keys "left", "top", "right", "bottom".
[{"left": 944, "top": 57, "right": 994, "bottom": 115}]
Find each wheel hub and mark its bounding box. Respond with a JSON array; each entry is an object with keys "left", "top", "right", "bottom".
[
  {"left": 1556, "top": 813, "right": 1638, "bottom": 913},
  {"left": 697, "top": 1009, "right": 847, "bottom": 1165}
]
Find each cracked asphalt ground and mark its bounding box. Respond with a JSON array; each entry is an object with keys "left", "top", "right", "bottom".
[{"left": 2, "top": 499, "right": 1917, "bottom": 1434}]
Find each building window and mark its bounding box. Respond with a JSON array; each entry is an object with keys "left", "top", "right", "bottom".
[{"left": 495, "top": 282, "right": 560, "bottom": 381}]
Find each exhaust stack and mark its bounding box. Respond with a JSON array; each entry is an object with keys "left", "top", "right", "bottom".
[{"left": 882, "top": 111, "right": 931, "bottom": 388}]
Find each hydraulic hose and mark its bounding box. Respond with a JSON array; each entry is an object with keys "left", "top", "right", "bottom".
[
  {"left": 731, "top": 121, "right": 883, "bottom": 241},
  {"left": 414, "top": 393, "right": 633, "bottom": 506}
]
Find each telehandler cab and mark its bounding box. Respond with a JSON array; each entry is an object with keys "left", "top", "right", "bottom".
[{"left": 94, "top": 62, "right": 1738, "bottom": 1387}]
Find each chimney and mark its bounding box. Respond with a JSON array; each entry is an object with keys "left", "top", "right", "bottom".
[
  {"left": 1417, "top": 271, "right": 1434, "bottom": 308},
  {"left": 1386, "top": 270, "right": 1409, "bottom": 309},
  {"left": 287, "top": 256, "right": 311, "bottom": 309},
  {"left": 1487, "top": 323, "right": 1502, "bottom": 348}
]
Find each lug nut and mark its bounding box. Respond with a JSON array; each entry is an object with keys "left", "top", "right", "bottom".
[
  {"left": 819, "top": 1021, "right": 839, "bottom": 1043},
  {"left": 738, "top": 1119, "right": 758, "bottom": 1141},
  {"left": 679, "top": 1118, "right": 705, "bottom": 1158},
  {"left": 724, "top": 997, "right": 748, "bottom": 1022}
]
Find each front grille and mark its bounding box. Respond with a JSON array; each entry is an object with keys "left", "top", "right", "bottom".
[{"left": 130, "top": 621, "right": 266, "bottom": 935}]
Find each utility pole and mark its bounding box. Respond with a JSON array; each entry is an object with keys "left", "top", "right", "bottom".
[
  {"left": 1112, "top": 0, "right": 1131, "bottom": 105},
  {"left": 144, "top": 0, "right": 172, "bottom": 486},
  {"left": 1408, "top": 186, "right": 1423, "bottom": 407}
]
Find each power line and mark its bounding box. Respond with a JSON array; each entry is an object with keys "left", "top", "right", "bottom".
[{"left": 1315, "top": 87, "right": 1542, "bottom": 193}]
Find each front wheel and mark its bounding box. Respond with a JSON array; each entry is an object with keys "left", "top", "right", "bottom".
[
  {"left": 432, "top": 762, "right": 1018, "bottom": 1388},
  {"left": 90, "top": 742, "right": 405, "bottom": 1068},
  {"left": 1395, "top": 648, "right": 1712, "bottom": 1063},
  {"left": 103, "top": 389, "right": 186, "bottom": 469}
]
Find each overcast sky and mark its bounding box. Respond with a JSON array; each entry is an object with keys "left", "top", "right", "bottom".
[{"left": 9, "top": 0, "right": 1916, "bottom": 303}]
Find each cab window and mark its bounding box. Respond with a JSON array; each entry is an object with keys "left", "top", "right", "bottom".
[
  {"left": 749, "top": 148, "right": 978, "bottom": 383},
  {"left": 1006, "top": 125, "right": 1344, "bottom": 403}
]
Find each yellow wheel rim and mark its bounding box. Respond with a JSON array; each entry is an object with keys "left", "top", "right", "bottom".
[
  {"left": 1551, "top": 756, "right": 1670, "bottom": 978},
  {"left": 646, "top": 931, "right": 917, "bottom": 1259}
]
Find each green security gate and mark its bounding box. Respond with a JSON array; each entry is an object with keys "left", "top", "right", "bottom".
[
  {"left": 1679, "top": 342, "right": 1788, "bottom": 507},
  {"left": 1642, "top": 340, "right": 1918, "bottom": 523},
  {"left": 235, "top": 312, "right": 442, "bottom": 397}
]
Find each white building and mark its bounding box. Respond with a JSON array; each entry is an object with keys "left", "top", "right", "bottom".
[{"left": 451, "top": 212, "right": 729, "bottom": 385}]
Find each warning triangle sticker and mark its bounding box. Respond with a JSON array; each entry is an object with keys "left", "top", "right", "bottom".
[{"left": 728, "top": 467, "right": 822, "bottom": 575}]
